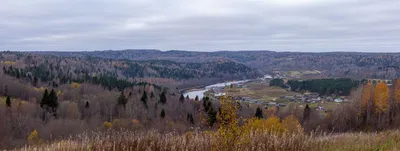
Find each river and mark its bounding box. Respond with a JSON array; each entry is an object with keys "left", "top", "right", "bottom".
[
  {"left": 183, "top": 79, "right": 250, "bottom": 99},
  {"left": 183, "top": 74, "right": 273, "bottom": 99}
]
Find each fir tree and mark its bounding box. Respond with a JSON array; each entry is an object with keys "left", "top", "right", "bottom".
[
  {"left": 160, "top": 109, "right": 165, "bottom": 118},
  {"left": 40, "top": 89, "right": 59, "bottom": 120},
  {"left": 179, "top": 94, "right": 185, "bottom": 103},
  {"left": 40, "top": 89, "right": 49, "bottom": 108},
  {"left": 303, "top": 104, "right": 310, "bottom": 121},
  {"left": 141, "top": 91, "right": 148, "bottom": 108},
  {"left": 207, "top": 107, "right": 217, "bottom": 127},
  {"left": 159, "top": 91, "right": 167, "bottom": 104},
  {"left": 48, "top": 89, "right": 59, "bottom": 112},
  {"left": 195, "top": 95, "right": 199, "bottom": 101},
  {"left": 187, "top": 113, "right": 194, "bottom": 124},
  {"left": 6, "top": 96, "right": 11, "bottom": 107},
  {"left": 150, "top": 92, "right": 154, "bottom": 98},
  {"left": 255, "top": 107, "right": 263, "bottom": 119},
  {"left": 85, "top": 101, "right": 90, "bottom": 108},
  {"left": 118, "top": 92, "right": 128, "bottom": 109},
  {"left": 186, "top": 95, "right": 189, "bottom": 99}
]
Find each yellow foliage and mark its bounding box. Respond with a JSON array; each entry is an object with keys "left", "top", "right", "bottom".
[
  {"left": 34, "top": 87, "right": 46, "bottom": 92},
  {"left": 361, "top": 82, "right": 373, "bottom": 110},
  {"left": 103, "top": 122, "right": 112, "bottom": 129},
  {"left": 27, "top": 129, "right": 42, "bottom": 145},
  {"left": 132, "top": 119, "right": 140, "bottom": 125},
  {"left": 265, "top": 115, "right": 281, "bottom": 130},
  {"left": 374, "top": 82, "right": 389, "bottom": 112},
  {"left": 57, "top": 90, "right": 63, "bottom": 97},
  {"left": 70, "top": 82, "right": 81, "bottom": 89},
  {"left": 394, "top": 79, "right": 400, "bottom": 104},
  {"left": 214, "top": 96, "right": 241, "bottom": 151},
  {"left": 28, "top": 129, "right": 39, "bottom": 141},
  {"left": 282, "top": 115, "right": 303, "bottom": 134},
  {"left": 1, "top": 61, "right": 16, "bottom": 65},
  {"left": 184, "top": 131, "right": 193, "bottom": 139}
]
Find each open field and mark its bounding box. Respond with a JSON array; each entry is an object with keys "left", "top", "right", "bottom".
[
  {"left": 14, "top": 130, "right": 400, "bottom": 151},
  {"left": 226, "top": 81, "right": 342, "bottom": 111},
  {"left": 231, "top": 82, "right": 299, "bottom": 102}
]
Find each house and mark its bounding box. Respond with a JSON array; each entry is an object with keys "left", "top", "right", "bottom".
[
  {"left": 334, "top": 98, "right": 343, "bottom": 103},
  {"left": 214, "top": 92, "right": 226, "bottom": 97},
  {"left": 277, "top": 103, "right": 287, "bottom": 107},
  {"left": 325, "top": 97, "right": 333, "bottom": 102},
  {"left": 316, "top": 106, "right": 326, "bottom": 111},
  {"left": 267, "top": 102, "right": 277, "bottom": 106},
  {"left": 285, "top": 96, "right": 295, "bottom": 100}
]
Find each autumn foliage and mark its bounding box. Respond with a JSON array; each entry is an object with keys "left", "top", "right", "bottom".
[
  {"left": 373, "top": 82, "right": 389, "bottom": 112},
  {"left": 213, "top": 96, "right": 303, "bottom": 151},
  {"left": 361, "top": 82, "right": 373, "bottom": 111}
]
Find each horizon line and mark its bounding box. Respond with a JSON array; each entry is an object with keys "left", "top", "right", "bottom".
[{"left": 2, "top": 49, "right": 399, "bottom": 54}]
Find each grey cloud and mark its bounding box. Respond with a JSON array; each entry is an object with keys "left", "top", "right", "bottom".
[{"left": 0, "top": 0, "right": 399, "bottom": 52}]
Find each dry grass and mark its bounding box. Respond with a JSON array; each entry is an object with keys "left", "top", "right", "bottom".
[
  {"left": 228, "top": 82, "right": 299, "bottom": 102},
  {"left": 13, "top": 130, "right": 400, "bottom": 151}
]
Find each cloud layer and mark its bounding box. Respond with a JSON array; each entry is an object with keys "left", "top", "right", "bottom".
[{"left": 1, "top": 0, "right": 399, "bottom": 52}]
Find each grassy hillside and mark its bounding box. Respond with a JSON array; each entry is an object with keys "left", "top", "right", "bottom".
[{"left": 15, "top": 130, "right": 400, "bottom": 151}]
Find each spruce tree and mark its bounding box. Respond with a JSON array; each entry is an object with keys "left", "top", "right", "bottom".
[
  {"left": 255, "top": 107, "right": 263, "bottom": 119},
  {"left": 6, "top": 96, "right": 11, "bottom": 107},
  {"left": 187, "top": 113, "right": 194, "bottom": 124},
  {"left": 303, "top": 104, "right": 310, "bottom": 121},
  {"left": 48, "top": 89, "right": 59, "bottom": 112},
  {"left": 40, "top": 89, "right": 59, "bottom": 119},
  {"left": 159, "top": 91, "right": 167, "bottom": 104},
  {"left": 195, "top": 95, "right": 199, "bottom": 101},
  {"left": 207, "top": 107, "right": 217, "bottom": 127},
  {"left": 118, "top": 92, "right": 128, "bottom": 109},
  {"left": 85, "top": 101, "right": 90, "bottom": 108},
  {"left": 40, "top": 89, "right": 49, "bottom": 108},
  {"left": 160, "top": 109, "right": 165, "bottom": 118},
  {"left": 141, "top": 91, "right": 148, "bottom": 108},
  {"left": 179, "top": 94, "right": 185, "bottom": 103},
  {"left": 150, "top": 92, "right": 154, "bottom": 98}
]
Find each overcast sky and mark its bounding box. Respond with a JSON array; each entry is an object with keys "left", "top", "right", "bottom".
[{"left": 1, "top": 0, "right": 400, "bottom": 52}]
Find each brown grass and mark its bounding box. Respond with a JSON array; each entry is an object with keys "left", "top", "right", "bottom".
[{"left": 13, "top": 130, "right": 400, "bottom": 151}]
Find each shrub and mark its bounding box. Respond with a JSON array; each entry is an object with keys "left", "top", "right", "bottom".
[{"left": 103, "top": 122, "right": 112, "bottom": 129}]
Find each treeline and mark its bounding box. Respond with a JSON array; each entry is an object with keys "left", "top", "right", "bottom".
[
  {"left": 3, "top": 65, "right": 160, "bottom": 91},
  {"left": 269, "top": 79, "right": 287, "bottom": 88},
  {"left": 287, "top": 78, "right": 360, "bottom": 96},
  {"left": 115, "top": 60, "right": 260, "bottom": 80}
]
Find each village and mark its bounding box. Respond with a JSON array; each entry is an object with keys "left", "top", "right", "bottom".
[{"left": 204, "top": 74, "right": 351, "bottom": 112}]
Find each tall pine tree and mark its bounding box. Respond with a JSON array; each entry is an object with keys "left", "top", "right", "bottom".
[
  {"left": 255, "top": 107, "right": 263, "bottom": 119},
  {"left": 179, "top": 94, "right": 185, "bottom": 103},
  {"left": 48, "top": 89, "right": 59, "bottom": 112},
  {"left": 160, "top": 109, "right": 165, "bottom": 118},
  {"left": 303, "top": 104, "right": 310, "bottom": 121},
  {"left": 159, "top": 91, "right": 167, "bottom": 104},
  {"left": 6, "top": 96, "right": 11, "bottom": 107},
  {"left": 85, "top": 101, "right": 90, "bottom": 109},
  {"left": 40, "top": 89, "right": 59, "bottom": 120},
  {"left": 141, "top": 91, "right": 148, "bottom": 108},
  {"left": 118, "top": 92, "right": 128, "bottom": 109},
  {"left": 40, "top": 89, "right": 49, "bottom": 108}
]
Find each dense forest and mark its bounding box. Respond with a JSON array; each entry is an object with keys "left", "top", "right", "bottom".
[
  {"left": 287, "top": 78, "right": 361, "bottom": 96},
  {"left": 33, "top": 50, "right": 400, "bottom": 79}
]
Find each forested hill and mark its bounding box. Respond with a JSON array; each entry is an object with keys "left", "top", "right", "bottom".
[
  {"left": 31, "top": 50, "right": 400, "bottom": 79},
  {"left": 0, "top": 51, "right": 261, "bottom": 89}
]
